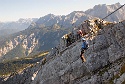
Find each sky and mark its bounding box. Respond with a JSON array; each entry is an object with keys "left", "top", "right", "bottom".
[{"left": 0, "top": 0, "right": 124, "bottom": 22}]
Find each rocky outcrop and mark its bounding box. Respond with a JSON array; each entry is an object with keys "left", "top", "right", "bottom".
[
  {"left": 1, "top": 20, "right": 125, "bottom": 84},
  {"left": 29, "top": 20, "right": 125, "bottom": 84},
  {"left": 22, "top": 33, "right": 38, "bottom": 56},
  {"left": 0, "top": 62, "right": 42, "bottom": 84}
]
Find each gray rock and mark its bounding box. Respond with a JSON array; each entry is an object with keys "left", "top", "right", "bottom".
[{"left": 2, "top": 20, "right": 125, "bottom": 84}]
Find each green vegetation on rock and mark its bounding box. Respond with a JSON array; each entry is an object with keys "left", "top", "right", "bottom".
[{"left": 0, "top": 51, "right": 48, "bottom": 77}]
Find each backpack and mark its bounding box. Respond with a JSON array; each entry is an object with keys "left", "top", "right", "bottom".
[{"left": 81, "top": 41, "right": 88, "bottom": 50}]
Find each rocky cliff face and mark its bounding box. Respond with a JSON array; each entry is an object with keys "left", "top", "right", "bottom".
[
  {"left": 2, "top": 20, "right": 125, "bottom": 84},
  {"left": 0, "top": 35, "right": 25, "bottom": 57},
  {"left": 0, "top": 26, "right": 68, "bottom": 62},
  {"left": 0, "top": 33, "right": 39, "bottom": 61},
  {"left": 31, "top": 20, "right": 125, "bottom": 84}
]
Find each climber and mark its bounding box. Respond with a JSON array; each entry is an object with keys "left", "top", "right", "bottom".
[
  {"left": 68, "top": 32, "right": 74, "bottom": 44},
  {"left": 65, "top": 33, "right": 71, "bottom": 47},
  {"left": 80, "top": 37, "right": 88, "bottom": 62},
  {"left": 61, "top": 35, "right": 67, "bottom": 48},
  {"left": 77, "top": 29, "right": 83, "bottom": 39},
  {"left": 94, "top": 19, "right": 102, "bottom": 29}
]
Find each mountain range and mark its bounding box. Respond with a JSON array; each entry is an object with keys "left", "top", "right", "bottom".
[
  {"left": 85, "top": 2, "right": 125, "bottom": 22},
  {"left": 0, "top": 2, "right": 125, "bottom": 62},
  {"left": 1, "top": 11, "right": 125, "bottom": 84},
  {"left": 0, "top": 18, "right": 38, "bottom": 37},
  {"left": 33, "top": 2, "right": 125, "bottom": 28}
]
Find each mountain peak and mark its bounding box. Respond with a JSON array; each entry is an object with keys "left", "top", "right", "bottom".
[
  {"left": 17, "top": 18, "right": 38, "bottom": 23},
  {"left": 69, "top": 11, "right": 85, "bottom": 15},
  {"left": 72, "top": 11, "right": 84, "bottom": 13},
  {"left": 45, "top": 13, "right": 55, "bottom": 17},
  {"left": 115, "top": 2, "right": 121, "bottom": 6},
  {"left": 85, "top": 3, "right": 125, "bottom": 22}
]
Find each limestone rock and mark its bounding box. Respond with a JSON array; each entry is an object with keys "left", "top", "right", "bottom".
[{"left": 2, "top": 20, "right": 125, "bottom": 84}]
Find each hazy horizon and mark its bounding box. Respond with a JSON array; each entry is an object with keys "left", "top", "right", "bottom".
[{"left": 0, "top": 0, "right": 124, "bottom": 22}]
